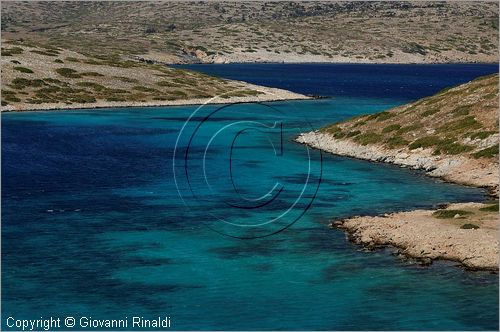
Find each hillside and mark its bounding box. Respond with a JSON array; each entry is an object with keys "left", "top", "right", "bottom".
[
  {"left": 1, "top": 1, "right": 498, "bottom": 64},
  {"left": 297, "top": 74, "right": 499, "bottom": 192},
  {"left": 0, "top": 42, "right": 306, "bottom": 111}
]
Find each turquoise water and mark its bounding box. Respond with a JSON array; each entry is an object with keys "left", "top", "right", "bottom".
[{"left": 2, "top": 64, "right": 499, "bottom": 330}]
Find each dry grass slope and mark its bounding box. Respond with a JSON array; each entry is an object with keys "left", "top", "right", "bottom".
[
  {"left": 1, "top": 1, "right": 498, "bottom": 64},
  {"left": 322, "top": 74, "right": 499, "bottom": 161},
  {"left": 297, "top": 74, "right": 499, "bottom": 192},
  {"left": 0, "top": 41, "right": 272, "bottom": 110}
]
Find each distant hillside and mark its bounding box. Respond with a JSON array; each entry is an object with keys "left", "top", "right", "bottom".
[
  {"left": 1, "top": 1, "right": 498, "bottom": 64},
  {"left": 297, "top": 74, "right": 499, "bottom": 192}
]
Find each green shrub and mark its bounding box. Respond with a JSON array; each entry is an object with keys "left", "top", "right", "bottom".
[
  {"left": 438, "top": 116, "right": 482, "bottom": 133},
  {"left": 2, "top": 47, "right": 24, "bottom": 56},
  {"left": 421, "top": 108, "right": 440, "bottom": 117},
  {"left": 434, "top": 139, "right": 473, "bottom": 155},
  {"left": 3, "top": 94, "right": 21, "bottom": 102},
  {"left": 409, "top": 136, "right": 440, "bottom": 150},
  {"left": 105, "top": 95, "right": 127, "bottom": 102},
  {"left": 354, "top": 132, "right": 383, "bottom": 145},
  {"left": 473, "top": 144, "right": 499, "bottom": 158},
  {"left": 81, "top": 71, "right": 104, "bottom": 77},
  {"left": 479, "top": 203, "right": 499, "bottom": 212},
  {"left": 83, "top": 59, "right": 102, "bottom": 65},
  {"left": 43, "top": 78, "right": 67, "bottom": 86},
  {"left": 10, "top": 78, "right": 45, "bottom": 89},
  {"left": 13, "top": 66, "right": 34, "bottom": 73},
  {"left": 460, "top": 223, "right": 479, "bottom": 229},
  {"left": 322, "top": 125, "right": 342, "bottom": 134},
  {"left": 31, "top": 49, "right": 59, "bottom": 56},
  {"left": 453, "top": 105, "right": 471, "bottom": 116},
  {"left": 132, "top": 86, "right": 159, "bottom": 93},
  {"left": 37, "top": 86, "right": 61, "bottom": 94},
  {"left": 70, "top": 95, "right": 96, "bottom": 103},
  {"left": 396, "top": 124, "right": 420, "bottom": 135},
  {"left": 352, "top": 120, "right": 367, "bottom": 127},
  {"left": 367, "top": 111, "right": 395, "bottom": 122},
  {"left": 346, "top": 130, "right": 361, "bottom": 137},
  {"left": 56, "top": 68, "right": 81, "bottom": 78},
  {"left": 385, "top": 135, "right": 409, "bottom": 148},
  {"left": 402, "top": 42, "right": 427, "bottom": 55},
  {"left": 433, "top": 209, "right": 472, "bottom": 219},
  {"left": 469, "top": 131, "right": 495, "bottom": 140},
  {"left": 169, "top": 90, "right": 188, "bottom": 97},
  {"left": 382, "top": 124, "right": 401, "bottom": 133}
]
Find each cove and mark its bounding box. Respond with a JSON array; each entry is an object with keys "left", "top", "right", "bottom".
[{"left": 2, "top": 64, "right": 498, "bottom": 330}]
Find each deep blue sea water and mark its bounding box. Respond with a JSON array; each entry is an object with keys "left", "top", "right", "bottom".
[
  {"left": 176, "top": 63, "right": 498, "bottom": 102},
  {"left": 2, "top": 64, "right": 498, "bottom": 330}
]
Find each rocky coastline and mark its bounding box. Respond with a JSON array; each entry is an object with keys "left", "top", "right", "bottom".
[
  {"left": 295, "top": 132, "right": 499, "bottom": 270},
  {"left": 296, "top": 132, "right": 499, "bottom": 196},
  {"left": 332, "top": 202, "right": 499, "bottom": 271}
]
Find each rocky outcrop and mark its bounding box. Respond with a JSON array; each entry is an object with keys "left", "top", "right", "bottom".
[
  {"left": 333, "top": 202, "right": 499, "bottom": 270},
  {"left": 295, "top": 132, "right": 499, "bottom": 195}
]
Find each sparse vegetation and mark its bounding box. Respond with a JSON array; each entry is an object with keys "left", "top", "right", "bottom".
[
  {"left": 385, "top": 135, "right": 409, "bottom": 148},
  {"left": 469, "top": 131, "right": 495, "bottom": 140},
  {"left": 1, "top": 1, "right": 497, "bottom": 63},
  {"left": 1, "top": 41, "right": 266, "bottom": 109},
  {"left": 317, "top": 74, "right": 498, "bottom": 166},
  {"left": 1, "top": 46, "right": 23, "bottom": 56},
  {"left": 354, "top": 132, "right": 383, "bottom": 145},
  {"left": 421, "top": 108, "right": 440, "bottom": 117},
  {"left": 433, "top": 210, "right": 472, "bottom": 219},
  {"left": 438, "top": 116, "right": 482, "bottom": 133},
  {"left": 460, "top": 223, "right": 479, "bottom": 229},
  {"left": 382, "top": 124, "right": 401, "bottom": 133},
  {"left": 55, "top": 67, "right": 81, "bottom": 78},
  {"left": 409, "top": 136, "right": 441, "bottom": 150},
  {"left": 13, "top": 66, "right": 34, "bottom": 73},
  {"left": 367, "top": 111, "right": 395, "bottom": 122},
  {"left": 479, "top": 203, "right": 499, "bottom": 212},
  {"left": 402, "top": 42, "right": 427, "bottom": 55},
  {"left": 473, "top": 144, "right": 499, "bottom": 159}
]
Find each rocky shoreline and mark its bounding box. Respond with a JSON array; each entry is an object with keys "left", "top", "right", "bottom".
[
  {"left": 332, "top": 203, "right": 499, "bottom": 271},
  {"left": 1, "top": 84, "right": 309, "bottom": 113},
  {"left": 296, "top": 132, "right": 499, "bottom": 196},
  {"left": 295, "top": 132, "right": 499, "bottom": 270}
]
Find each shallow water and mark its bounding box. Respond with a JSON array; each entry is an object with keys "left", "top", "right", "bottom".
[{"left": 2, "top": 64, "right": 498, "bottom": 330}]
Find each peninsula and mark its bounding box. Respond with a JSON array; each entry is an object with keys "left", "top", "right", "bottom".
[{"left": 0, "top": 41, "right": 307, "bottom": 112}]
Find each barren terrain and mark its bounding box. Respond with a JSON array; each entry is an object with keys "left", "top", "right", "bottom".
[
  {"left": 2, "top": 1, "right": 498, "bottom": 64},
  {"left": 1, "top": 42, "right": 307, "bottom": 111},
  {"left": 334, "top": 202, "right": 499, "bottom": 270}
]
